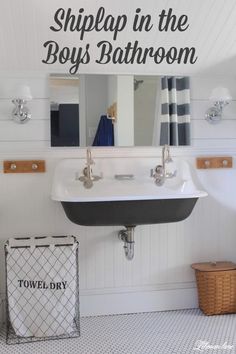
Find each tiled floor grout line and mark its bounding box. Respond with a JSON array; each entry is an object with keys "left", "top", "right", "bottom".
[{"left": 0, "top": 309, "right": 236, "bottom": 354}]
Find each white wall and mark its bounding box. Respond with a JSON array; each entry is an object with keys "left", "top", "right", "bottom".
[{"left": 0, "top": 73, "right": 236, "bottom": 320}]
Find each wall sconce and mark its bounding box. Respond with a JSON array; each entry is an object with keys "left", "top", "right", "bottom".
[
  {"left": 12, "top": 85, "right": 32, "bottom": 124},
  {"left": 205, "top": 87, "right": 232, "bottom": 124}
]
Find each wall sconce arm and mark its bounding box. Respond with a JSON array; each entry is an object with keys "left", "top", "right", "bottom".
[{"left": 12, "top": 98, "right": 31, "bottom": 124}]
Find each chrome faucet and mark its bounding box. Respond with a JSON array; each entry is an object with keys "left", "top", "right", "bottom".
[
  {"left": 151, "top": 145, "right": 177, "bottom": 186},
  {"left": 77, "top": 148, "right": 102, "bottom": 189}
]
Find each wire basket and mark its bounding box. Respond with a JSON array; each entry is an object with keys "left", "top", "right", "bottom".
[
  {"left": 192, "top": 261, "right": 236, "bottom": 316},
  {"left": 5, "top": 236, "right": 80, "bottom": 344}
]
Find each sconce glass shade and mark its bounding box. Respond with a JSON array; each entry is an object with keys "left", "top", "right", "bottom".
[
  {"left": 209, "top": 87, "right": 232, "bottom": 103},
  {"left": 13, "top": 85, "right": 32, "bottom": 100}
]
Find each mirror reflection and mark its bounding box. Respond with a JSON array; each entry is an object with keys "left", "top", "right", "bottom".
[
  {"left": 49, "top": 74, "right": 191, "bottom": 147},
  {"left": 50, "top": 76, "right": 80, "bottom": 147}
]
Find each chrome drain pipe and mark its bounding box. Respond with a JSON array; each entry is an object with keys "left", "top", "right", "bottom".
[{"left": 118, "top": 226, "right": 135, "bottom": 261}]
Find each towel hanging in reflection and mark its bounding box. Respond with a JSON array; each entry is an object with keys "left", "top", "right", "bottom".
[{"left": 92, "top": 115, "right": 114, "bottom": 146}]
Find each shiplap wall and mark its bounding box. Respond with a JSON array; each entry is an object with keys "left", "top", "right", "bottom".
[
  {"left": 0, "top": 74, "right": 236, "bottom": 318},
  {"left": 1, "top": 0, "right": 236, "bottom": 76},
  {"left": 191, "top": 76, "right": 236, "bottom": 147},
  {"left": 1, "top": 74, "right": 236, "bottom": 149}
]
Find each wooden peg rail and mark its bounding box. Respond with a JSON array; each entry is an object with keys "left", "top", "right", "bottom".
[
  {"left": 196, "top": 157, "right": 232, "bottom": 169},
  {"left": 4, "top": 160, "right": 46, "bottom": 173}
]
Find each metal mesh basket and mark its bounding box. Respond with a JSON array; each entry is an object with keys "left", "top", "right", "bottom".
[{"left": 5, "top": 236, "right": 80, "bottom": 344}]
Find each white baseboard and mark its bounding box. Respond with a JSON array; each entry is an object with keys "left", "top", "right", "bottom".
[
  {"left": 0, "top": 286, "right": 198, "bottom": 323},
  {"left": 80, "top": 286, "right": 198, "bottom": 317}
]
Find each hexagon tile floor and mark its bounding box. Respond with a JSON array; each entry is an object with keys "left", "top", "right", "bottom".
[{"left": 0, "top": 309, "right": 236, "bottom": 354}]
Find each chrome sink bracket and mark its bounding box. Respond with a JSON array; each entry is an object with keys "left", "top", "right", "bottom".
[
  {"left": 118, "top": 226, "right": 135, "bottom": 261},
  {"left": 77, "top": 148, "right": 102, "bottom": 189}
]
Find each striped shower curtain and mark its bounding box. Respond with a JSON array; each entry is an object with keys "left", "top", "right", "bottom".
[{"left": 160, "top": 76, "right": 191, "bottom": 146}]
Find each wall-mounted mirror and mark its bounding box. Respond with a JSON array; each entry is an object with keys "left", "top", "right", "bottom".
[{"left": 49, "top": 74, "right": 191, "bottom": 147}]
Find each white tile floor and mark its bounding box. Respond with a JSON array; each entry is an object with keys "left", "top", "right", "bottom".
[{"left": 1, "top": 309, "right": 236, "bottom": 353}]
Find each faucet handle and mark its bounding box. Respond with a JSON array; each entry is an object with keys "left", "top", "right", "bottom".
[
  {"left": 151, "top": 165, "right": 165, "bottom": 186},
  {"left": 154, "top": 166, "right": 165, "bottom": 186}
]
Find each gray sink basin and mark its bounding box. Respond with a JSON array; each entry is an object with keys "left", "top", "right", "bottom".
[{"left": 61, "top": 198, "right": 198, "bottom": 226}]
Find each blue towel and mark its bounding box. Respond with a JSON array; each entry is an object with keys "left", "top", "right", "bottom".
[{"left": 92, "top": 115, "right": 114, "bottom": 146}]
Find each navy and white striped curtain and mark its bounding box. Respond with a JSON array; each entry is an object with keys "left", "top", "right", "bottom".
[{"left": 160, "top": 76, "right": 191, "bottom": 146}]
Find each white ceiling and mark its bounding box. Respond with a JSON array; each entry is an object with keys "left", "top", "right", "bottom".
[{"left": 0, "top": 0, "right": 236, "bottom": 76}]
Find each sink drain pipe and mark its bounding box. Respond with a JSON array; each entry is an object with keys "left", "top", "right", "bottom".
[{"left": 118, "top": 226, "right": 135, "bottom": 261}]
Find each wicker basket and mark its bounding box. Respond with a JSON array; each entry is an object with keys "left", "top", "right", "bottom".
[{"left": 191, "top": 261, "right": 236, "bottom": 315}]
